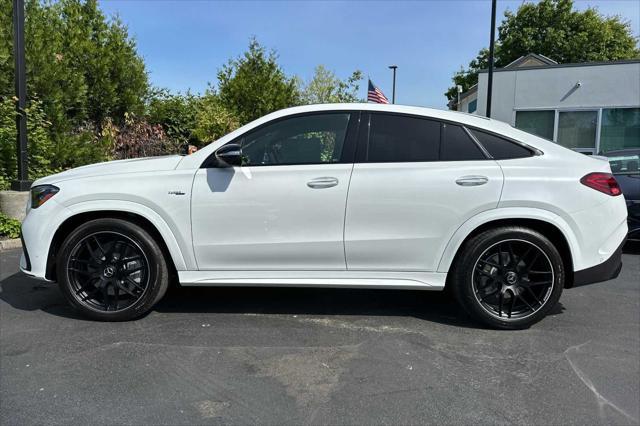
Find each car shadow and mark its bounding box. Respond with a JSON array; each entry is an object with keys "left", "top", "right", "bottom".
[
  {"left": 623, "top": 241, "right": 639, "bottom": 255},
  {"left": 0, "top": 272, "right": 565, "bottom": 329}
]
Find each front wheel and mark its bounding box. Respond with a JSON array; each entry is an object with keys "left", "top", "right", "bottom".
[
  {"left": 56, "top": 218, "right": 169, "bottom": 321},
  {"left": 450, "top": 226, "right": 565, "bottom": 329}
]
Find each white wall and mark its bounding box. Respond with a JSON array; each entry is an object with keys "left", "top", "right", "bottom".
[{"left": 476, "top": 61, "right": 640, "bottom": 125}]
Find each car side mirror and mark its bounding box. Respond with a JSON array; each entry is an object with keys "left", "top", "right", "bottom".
[{"left": 215, "top": 143, "right": 243, "bottom": 167}]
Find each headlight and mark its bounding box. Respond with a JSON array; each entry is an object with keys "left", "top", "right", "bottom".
[{"left": 31, "top": 185, "right": 59, "bottom": 208}]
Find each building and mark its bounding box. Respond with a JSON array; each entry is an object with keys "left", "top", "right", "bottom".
[{"left": 454, "top": 54, "right": 640, "bottom": 154}]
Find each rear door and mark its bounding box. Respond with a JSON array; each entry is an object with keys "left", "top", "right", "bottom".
[{"left": 344, "top": 113, "right": 504, "bottom": 271}]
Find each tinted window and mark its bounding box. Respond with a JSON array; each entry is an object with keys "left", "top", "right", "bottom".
[
  {"left": 366, "top": 113, "right": 440, "bottom": 162},
  {"left": 441, "top": 124, "right": 485, "bottom": 161},
  {"left": 515, "top": 110, "right": 555, "bottom": 140},
  {"left": 558, "top": 111, "right": 597, "bottom": 150},
  {"left": 468, "top": 99, "right": 477, "bottom": 114},
  {"left": 470, "top": 129, "right": 534, "bottom": 159},
  {"left": 240, "top": 113, "right": 350, "bottom": 166}
]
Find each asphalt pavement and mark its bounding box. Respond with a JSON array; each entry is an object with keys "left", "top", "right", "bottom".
[{"left": 1, "top": 247, "right": 639, "bottom": 425}]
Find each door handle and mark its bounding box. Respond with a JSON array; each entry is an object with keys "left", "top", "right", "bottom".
[
  {"left": 307, "top": 177, "right": 339, "bottom": 189},
  {"left": 455, "top": 175, "right": 489, "bottom": 186}
]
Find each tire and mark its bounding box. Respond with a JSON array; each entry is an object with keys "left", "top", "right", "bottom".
[
  {"left": 450, "top": 226, "right": 564, "bottom": 330},
  {"left": 56, "top": 218, "right": 169, "bottom": 321}
]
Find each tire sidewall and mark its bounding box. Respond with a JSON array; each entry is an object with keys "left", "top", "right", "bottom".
[
  {"left": 56, "top": 218, "right": 168, "bottom": 321},
  {"left": 453, "top": 227, "right": 564, "bottom": 329}
]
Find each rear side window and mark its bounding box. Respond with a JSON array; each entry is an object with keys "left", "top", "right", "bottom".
[
  {"left": 470, "top": 129, "right": 534, "bottom": 159},
  {"left": 441, "top": 124, "right": 486, "bottom": 161},
  {"left": 366, "top": 113, "right": 440, "bottom": 162}
]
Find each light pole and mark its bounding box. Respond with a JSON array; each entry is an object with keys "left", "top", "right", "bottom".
[
  {"left": 388, "top": 65, "right": 397, "bottom": 104},
  {"left": 12, "top": 0, "right": 30, "bottom": 191},
  {"left": 486, "top": 0, "right": 497, "bottom": 118}
]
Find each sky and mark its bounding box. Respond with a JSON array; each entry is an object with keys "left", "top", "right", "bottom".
[{"left": 99, "top": 0, "right": 640, "bottom": 109}]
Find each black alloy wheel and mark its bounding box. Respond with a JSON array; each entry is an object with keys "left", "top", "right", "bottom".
[
  {"left": 67, "top": 232, "right": 150, "bottom": 312},
  {"left": 57, "top": 218, "right": 170, "bottom": 321},
  {"left": 451, "top": 226, "right": 564, "bottom": 329},
  {"left": 472, "top": 239, "right": 554, "bottom": 320}
]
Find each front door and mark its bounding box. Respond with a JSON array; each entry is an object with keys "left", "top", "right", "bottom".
[{"left": 191, "top": 112, "right": 358, "bottom": 271}]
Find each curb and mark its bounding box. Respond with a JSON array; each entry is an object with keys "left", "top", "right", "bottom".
[{"left": 0, "top": 238, "right": 22, "bottom": 252}]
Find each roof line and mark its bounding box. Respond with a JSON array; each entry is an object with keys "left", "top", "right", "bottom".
[{"left": 479, "top": 58, "right": 640, "bottom": 73}]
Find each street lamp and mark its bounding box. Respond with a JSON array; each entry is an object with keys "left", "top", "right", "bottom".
[
  {"left": 388, "top": 65, "right": 397, "bottom": 104},
  {"left": 486, "top": 0, "right": 497, "bottom": 118},
  {"left": 12, "top": 0, "right": 30, "bottom": 191}
]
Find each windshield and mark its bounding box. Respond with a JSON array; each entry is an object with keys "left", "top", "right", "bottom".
[{"left": 608, "top": 154, "right": 640, "bottom": 175}]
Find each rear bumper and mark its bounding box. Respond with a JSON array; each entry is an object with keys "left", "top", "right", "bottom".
[{"left": 572, "top": 238, "right": 625, "bottom": 287}]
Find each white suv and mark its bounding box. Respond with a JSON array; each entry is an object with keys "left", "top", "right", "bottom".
[{"left": 20, "top": 104, "right": 627, "bottom": 329}]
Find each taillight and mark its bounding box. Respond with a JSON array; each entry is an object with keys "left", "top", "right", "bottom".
[{"left": 580, "top": 172, "right": 622, "bottom": 196}]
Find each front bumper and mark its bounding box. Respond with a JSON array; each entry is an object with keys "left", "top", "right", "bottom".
[
  {"left": 19, "top": 231, "right": 31, "bottom": 271},
  {"left": 573, "top": 238, "right": 625, "bottom": 287}
]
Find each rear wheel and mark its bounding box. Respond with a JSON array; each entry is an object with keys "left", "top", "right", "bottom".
[
  {"left": 451, "top": 226, "right": 564, "bottom": 329},
  {"left": 56, "top": 218, "right": 169, "bottom": 321}
]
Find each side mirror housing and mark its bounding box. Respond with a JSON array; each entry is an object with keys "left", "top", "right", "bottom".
[{"left": 214, "top": 143, "right": 242, "bottom": 167}]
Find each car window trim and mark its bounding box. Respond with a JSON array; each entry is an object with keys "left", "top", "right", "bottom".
[{"left": 200, "top": 111, "right": 359, "bottom": 168}]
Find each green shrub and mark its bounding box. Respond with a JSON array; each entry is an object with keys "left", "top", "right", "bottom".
[
  {"left": 0, "top": 212, "right": 21, "bottom": 239},
  {"left": 147, "top": 89, "right": 200, "bottom": 146},
  {"left": 0, "top": 97, "right": 59, "bottom": 189},
  {"left": 53, "top": 122, "right": 113, "bottom": 170},
  {"left": 192, "top": 93, "right": 241, "bottom": 144}
]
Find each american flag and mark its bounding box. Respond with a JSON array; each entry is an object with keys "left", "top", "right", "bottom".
[{"left": 367, "top": 79, "right": 389, "bottom": 104}]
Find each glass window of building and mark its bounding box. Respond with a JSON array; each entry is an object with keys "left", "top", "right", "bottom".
[
  {"left": 557, "top": 111, "right": 598, "bottom": 150},
  {"left": 515, "top": 111, "right": 554, "bottom": 140},
  {"left": 468, "top": 99, "right": 477, "bottom": 114},
  {"left": 599, "top": 108, "right": 640, "bottom": 153}
]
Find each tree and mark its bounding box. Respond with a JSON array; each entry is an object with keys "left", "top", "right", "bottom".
[
  {"left": 445, "top": 0, "right": 640, "bottom": 106},
  {"left": 299, "top": 65, "right": 363, "bottom": 104},
  {"left": 217, "top": 38, "right": 299, "bottom": 124},
  {"left": 0, "top": 0, "right": 149, "bottom": 132}
]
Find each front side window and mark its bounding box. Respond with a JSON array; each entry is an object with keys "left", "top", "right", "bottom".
[
  {"left": 366, "top": 113, "right": 440, "bottom": 162},
  {"left": 239, "top": 113, "right": 350, "bottom": 166}
]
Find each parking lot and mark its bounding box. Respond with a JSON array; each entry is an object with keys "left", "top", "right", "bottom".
[{"left": 1, "top": 247, "right": 638, "bottom": 425}]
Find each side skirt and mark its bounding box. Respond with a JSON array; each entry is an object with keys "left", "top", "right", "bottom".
[{"left": 178, "top": 270, "right": 447, "bottom": 290}]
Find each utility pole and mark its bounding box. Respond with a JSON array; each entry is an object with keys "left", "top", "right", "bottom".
[
  {"left": 486, "top": 0, "right": 497, "bottom": 118},
  {"left": 388, "top": 65, "right": 397, "bottom": 104},
  {"left": 12, "top": 0, "right": 30, "bottom": 191}
]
